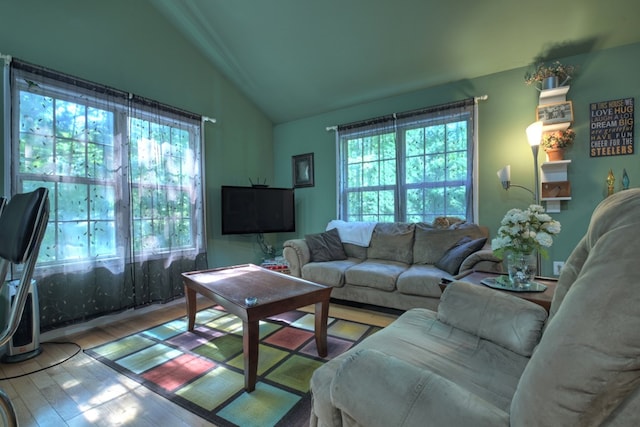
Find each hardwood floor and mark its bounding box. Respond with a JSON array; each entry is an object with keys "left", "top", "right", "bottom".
[{"left": 0, "top": 297, "right": 398, "bottom": 426}]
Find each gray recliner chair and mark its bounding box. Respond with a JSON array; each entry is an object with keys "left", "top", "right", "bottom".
[
  {"left": 310, "top": 188, "right": 640, "bottom": 427},
  {"left": 0, "top": 188, "right": 50, "bottom": 427}
]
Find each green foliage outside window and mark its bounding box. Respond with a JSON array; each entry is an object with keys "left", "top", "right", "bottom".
[
  {"left": 15, "top": 77, "right": 201, "bottom": 267},
  {"left": 339, "top": 109, "right": 473, "bottom": 223}
]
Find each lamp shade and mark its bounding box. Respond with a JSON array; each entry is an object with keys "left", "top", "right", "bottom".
[
  {"left": 497, "top": 165, "right": 511, "bottom": 190},
  {"left": 526, "top": 121, "right": 543, "bottom": 147},
  {"left": 497, "top": 165, "right": 511, "bottom": 182}
]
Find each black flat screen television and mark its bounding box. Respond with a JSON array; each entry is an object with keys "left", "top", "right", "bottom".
[{"left": 221, "top": 186, "right": 296, "bottom": 234}]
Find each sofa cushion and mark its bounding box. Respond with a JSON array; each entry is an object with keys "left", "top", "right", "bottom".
[
  {"left": 305, "top": 227, "right": 347, "bottom": 262},
  {"left": 435, "top": 236, "right": 487, "bottom": 275},
  {"left": 331, "top": 349, "right": 510, "bottom": 427},
  {"left": 344, "top": 259, "right": 408, "bottom": 291},
  {"left": 312, "top": 308, "right": 530, "bottom": 416},
  {"left": 342, "top": 242, "right": 368, "bottom": 259},
  {"left": 413, "top": 223, "right": 486, "bottom": 265},
  {"left": 396, "top": 265, "right": 444, "bottom": 297},
  {"left": 367, "top": 223, "right": 415, "bottom": 264},
  {"left": 438, "top": 281, "right": 547, "bottom": 357},
  {"left": 301, "top": 259, "right": 362, "bottom": 287}
]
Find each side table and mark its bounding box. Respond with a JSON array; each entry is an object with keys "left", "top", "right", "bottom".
[{"left": 441, "top": 270, "right": 557, "bottom": 312}]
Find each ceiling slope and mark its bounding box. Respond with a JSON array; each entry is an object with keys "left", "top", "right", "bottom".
[{"left": 151, "top": 0, "right": 640, "bottom": 124}]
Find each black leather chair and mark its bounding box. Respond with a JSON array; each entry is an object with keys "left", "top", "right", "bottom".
[{"left": 0, "top": 188, "right": 49, "bottom": 427}]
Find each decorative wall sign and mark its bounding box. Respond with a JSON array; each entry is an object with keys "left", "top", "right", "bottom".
[{"left": 589, "top": 98, "right": 634, "bottom": 157}]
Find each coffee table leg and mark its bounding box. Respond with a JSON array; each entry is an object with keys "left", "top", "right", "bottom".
[
  {"left": 243, "top": 320, "right": 259, "bottom": 392},
  {"left": 184, "top": 283, "right": 197, "bottom": 331},
  {"left": 314, "top": 299, "right": 329, "bottom": 357}
]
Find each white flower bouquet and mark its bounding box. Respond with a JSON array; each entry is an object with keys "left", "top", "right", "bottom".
[{"left": 491, "top": 204, "right": 561, "bottom": 259}]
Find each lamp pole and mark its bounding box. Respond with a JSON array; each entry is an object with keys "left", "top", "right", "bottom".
[
  {"left": 526, "top": 121, "right": 544, "bottom": 275},
  {"left": 531, "top": 143, "right": 540, "bottom": 204},
  {"left": 526, "top": 121, "right": 543, "bottom": 205}
]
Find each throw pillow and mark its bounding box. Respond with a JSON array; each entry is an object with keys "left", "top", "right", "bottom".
[
  {"left": 305, "top": 227, "right": 347, "bottom": 262},
  {"left": 435, "top": 236, "right": 487, "bottom": 275},
  {"left": 366, "top": 223, "right": 415, "bottom": 264}
]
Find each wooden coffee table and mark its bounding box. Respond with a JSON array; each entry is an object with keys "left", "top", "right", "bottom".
[
  {"left": 181, "top": 263, "right": 332, "bottom": 392},
  {"left": 441, "top": 270, "right": 558, "bottom": 312}
]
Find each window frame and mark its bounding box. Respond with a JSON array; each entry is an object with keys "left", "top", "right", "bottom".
[
  {"left": 11, "top": 66, "right": 204, "bottom": 272},
  {"left": 337, "top": 101, "right": 477, "bottom": 223}
]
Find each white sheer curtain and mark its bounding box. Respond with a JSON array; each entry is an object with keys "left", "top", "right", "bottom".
[{"left": 9, "top": 59, "right": 207, "bottom": 330}]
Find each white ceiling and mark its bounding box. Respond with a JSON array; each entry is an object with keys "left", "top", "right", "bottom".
[{"left": 150, "top": 0, "right": 640, "bottom": 124}]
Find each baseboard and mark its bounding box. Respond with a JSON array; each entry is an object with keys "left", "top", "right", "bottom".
[
  {"left": 40, "top": 296, "right": 196, "bottom": 343},
  {"left": 41, "top": 296, "right": 400, "bottom": 344}
]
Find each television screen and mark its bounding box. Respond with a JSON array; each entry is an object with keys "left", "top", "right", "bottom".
[{"left": 221, "top": 186, "right": 296, "bottom": 234}]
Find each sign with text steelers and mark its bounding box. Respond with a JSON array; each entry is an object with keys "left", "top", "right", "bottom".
[{"left": 590, "top": 98, "right": 634, "bottom": 157}]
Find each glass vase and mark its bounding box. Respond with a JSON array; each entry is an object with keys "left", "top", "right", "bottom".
[{"left": 506, "top": 251, "right": 536, "bottom": 289}]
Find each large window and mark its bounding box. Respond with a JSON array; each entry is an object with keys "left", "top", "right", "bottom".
[
  {"left": 11, "top": 62, "right": 204, "bottom": 270},
  {"left": 337, "top": 99, "right": 476, "bottom": 223}
]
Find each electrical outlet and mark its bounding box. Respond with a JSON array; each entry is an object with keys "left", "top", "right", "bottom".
[{"left": 553, "top": 261, "right": 565, "bottom": 276}]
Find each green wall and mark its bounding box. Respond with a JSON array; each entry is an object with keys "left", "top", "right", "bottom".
[
  {"left": 0, "top": 0, "right": 274, "bottom": 268},
  {"left": 274, "top": 43, "right": 640, "bottom": 276}
]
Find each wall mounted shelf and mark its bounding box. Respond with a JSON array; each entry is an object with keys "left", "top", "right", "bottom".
[
  {"left": 539, "top": 86, "right": 570, "bottom": 105},
  {"left": 540, "top": 160, "right": 571, "bottom": 212}
]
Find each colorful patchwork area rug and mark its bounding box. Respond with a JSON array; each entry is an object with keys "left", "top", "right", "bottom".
[{"left": 85, "top": 306, "right": 381, "bottom": 427}]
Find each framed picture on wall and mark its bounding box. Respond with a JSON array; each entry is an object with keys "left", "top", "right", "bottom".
[
  {"left": 292, "top": 153, "right": 314, "bottom": 188},
  {"left": 536, "top": 100, "right": 574, "bottom": 125}
]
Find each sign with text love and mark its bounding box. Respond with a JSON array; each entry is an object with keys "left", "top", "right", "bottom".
[{"left": 590, "top": 98, "right": 634, "bottom": 157}]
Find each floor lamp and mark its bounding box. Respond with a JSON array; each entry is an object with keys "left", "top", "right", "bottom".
[{"left": 497, "top": 121, "right": 544, "bottom": 274}]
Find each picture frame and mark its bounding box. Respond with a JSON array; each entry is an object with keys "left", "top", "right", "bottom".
[
  {"left": 292, "top": 153, "right": 314, "bottom": 188},
  {"left": 536, "top": 100, "right": 574, "bottom": 125}
]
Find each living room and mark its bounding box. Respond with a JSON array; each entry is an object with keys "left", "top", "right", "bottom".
[
  {"left": 2, "top": 0, "right": 639, "bottom": 276},
  {"left": 2, "top": 0, "right": 640, "bottom": 425}
]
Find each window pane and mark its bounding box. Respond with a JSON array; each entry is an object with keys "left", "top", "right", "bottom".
[
  {"left": 56, "top": 139, "right": 86, "bottom": 177},
  {"left": 347, "top": 163, "right": 362, "bottom": 188},
  {"left": 425, "top": 154, "right": 445, "bottom": 181},
  {"left": 405, "top": 128, "right": 424, "bottom": 156},
  {"left": 362, "top": 161, "right": 379, "bottom": 186},
  {"left": 405, "top": 155, "right": 424, "bottom": 184},
  {"left": 55, "top": 99, "right": 86, "bottom": 140},
  {"left": 426, "top": 125, "right": 445, "bottom": 153},
  {"left": 87, "top": 107, "right": 114, "bottom": 145}
]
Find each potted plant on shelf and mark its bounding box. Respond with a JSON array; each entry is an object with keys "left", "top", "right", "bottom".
[
  {"left": 541, "top": 128, "right": 575, "bottom": 161},
  {"left": 524, "top": 60, "right": 576, "bottom": 90}
]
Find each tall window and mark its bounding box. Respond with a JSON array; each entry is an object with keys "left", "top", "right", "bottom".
[
  {"left": 337, "top": 99, "right": 475, "bottom": 223},
  {"left": 8, "top": 60, "right": 206, "bottom": 329}
]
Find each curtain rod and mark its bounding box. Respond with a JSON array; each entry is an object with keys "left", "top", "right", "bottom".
[
  {"left": 0, "top": 53, "right": 11, "bottom": 66},
  {"left": 10, "top": 56, "right": 214, "bottom": 123},
  {"left": 326, "top": 94, "right": 488, "bottom": 131}
]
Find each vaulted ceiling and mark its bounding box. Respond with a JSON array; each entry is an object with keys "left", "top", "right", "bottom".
[{"left": 150, "top": 0, "right": 640, "bottom": 124}]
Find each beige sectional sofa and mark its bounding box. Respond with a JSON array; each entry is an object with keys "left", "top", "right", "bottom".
[{"left": 283, "top": 221, "right": 502, "bottom": 311}]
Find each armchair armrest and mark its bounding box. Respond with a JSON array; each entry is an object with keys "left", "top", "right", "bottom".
[
  {"left": 458, "top": 248, "right": 503, "bottom": 276},
  {"left": 282, "top": 239, "right": 310, "bottom": 277},
  {"left": 438, "top": 281, "right": 547, "bottom": 356},
  {"left": 330, "top": 349, "right": 509, "bottom": 427}
]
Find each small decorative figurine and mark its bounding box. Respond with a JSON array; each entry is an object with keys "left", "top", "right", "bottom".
[
  {"left": 607, "top": 169, "right": 615, "bottom": 196},
  {"left": 622, "top": 168, "right": 630, "bottom": 190}
]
